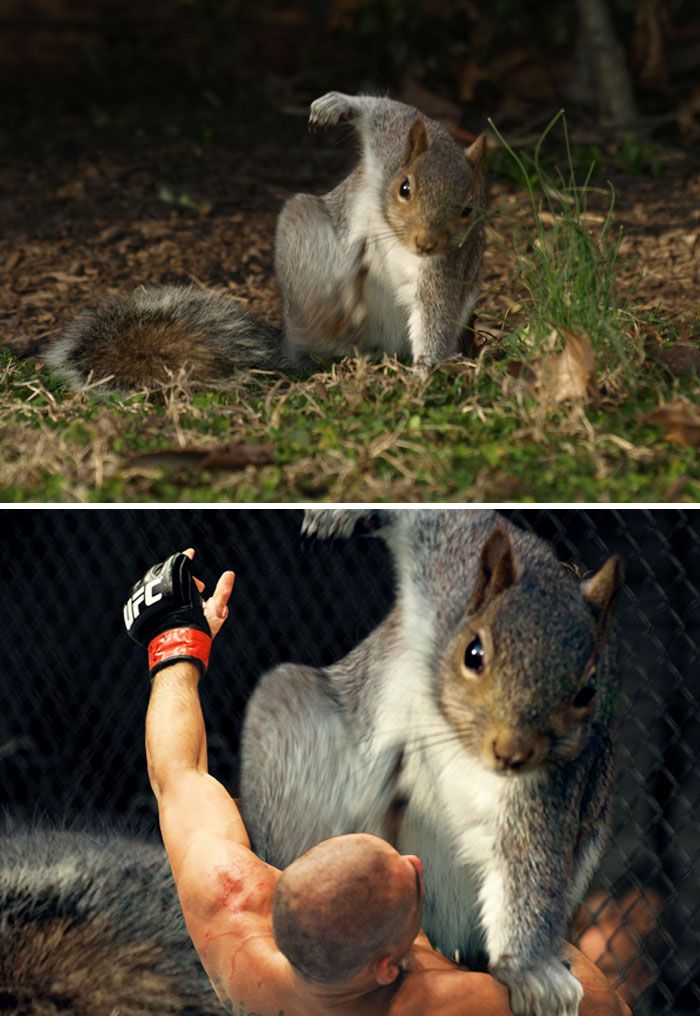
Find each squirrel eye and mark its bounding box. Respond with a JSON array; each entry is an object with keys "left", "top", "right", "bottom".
[
  {"left": 572, "top": 682, "right": 596, "bottom": 709},
  {"left": 464, "top": 636, "right": 485, "bottom": 674},
  {"left": 399, "top": 179, "right": 411, "bottom": 200}
]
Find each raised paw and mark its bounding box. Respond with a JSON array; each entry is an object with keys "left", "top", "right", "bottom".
[
  {"left": 491, "top": 956, "right": 584, "bottom": 1016},
  {"left": 308, "top": 91, "right": 356, "bottom": 131}
]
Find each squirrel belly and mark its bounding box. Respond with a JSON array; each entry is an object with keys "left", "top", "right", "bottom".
[
  {"left": 0, "top": 826, "right": 221, "bottom": 1014},
  {"left": 44, "top": 285, "right": 287, "bottom": 391}
]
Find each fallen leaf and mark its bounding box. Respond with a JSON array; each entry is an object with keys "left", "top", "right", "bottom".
[
  {"left": 538, "top": 329, "right": 598, "bottom": 406},
  {"left": 505, "top": 360, "right": 537, "bottom": 385},
  {"left": 3, "top": 250, "right": 22, "bottom": 272},
  {"left": 124, "top": 441, "right": 275, "bottom": 472},
  {"left": 655, "top": 342, "right": 700, "bottom": 377},
  {"left": 664, "top": 476, "right": 689, "bottom": 500},
  {"left": 647, "top": 401, "right": 700, "bottom": 447},
  {"left": 55, "top": 179, "right": 86, "bottom": 200},
  {"left": 44, "top": 271, "right": 90, "bottom": 285}
]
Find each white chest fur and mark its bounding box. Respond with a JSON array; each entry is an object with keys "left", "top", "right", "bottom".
[
  {"left": 348, "top": 184, "right": 422, "bottom": 356},
  {"left": 371, "top": 648, "right": 508, "bottom": 956}
]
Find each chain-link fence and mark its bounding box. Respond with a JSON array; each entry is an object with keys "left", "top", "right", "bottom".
[{"left": 2, "top": 508, "right": 699, "bottom": 1015}]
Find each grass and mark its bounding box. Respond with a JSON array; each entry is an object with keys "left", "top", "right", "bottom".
[
  {"left": 1, "top": 346, "right": 698, "bottom": 503},
  {"left": 488, "top": 112, "right": 633, "bottom": 375},
  {"left": 3, "top": 116, "right": 699, "bottom": 503}
]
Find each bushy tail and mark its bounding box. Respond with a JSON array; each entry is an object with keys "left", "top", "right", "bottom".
[
  {"left": 0, "top": 827, "right": 221, "bottom": 1015},
  {"left": 44, "top": 285, "right": 289, "bottom": 391}
]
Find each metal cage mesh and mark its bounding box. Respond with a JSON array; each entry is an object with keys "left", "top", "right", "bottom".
[{"left": 1, "top": 508, "right": 698, "bottom": 1015}]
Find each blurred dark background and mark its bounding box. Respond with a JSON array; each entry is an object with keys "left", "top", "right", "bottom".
[
  {"left": 2, "top": 0, "right": 699, "bottom": 141},
  {"left": 1, "top": 507, "right": 699, "bottom": 1013}
]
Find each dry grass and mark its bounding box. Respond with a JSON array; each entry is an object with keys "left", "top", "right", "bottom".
[{"left": 2, "top": 330, "right": 699, "bottom": 502}]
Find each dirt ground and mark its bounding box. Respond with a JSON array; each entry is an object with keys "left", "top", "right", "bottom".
[{"left": 2, "top": 93, "right": 699, "bottom": 369}]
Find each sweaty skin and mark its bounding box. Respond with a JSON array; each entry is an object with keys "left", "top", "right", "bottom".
[{"left": 145, "top": 551, "right": 630, "bottom": 1016}]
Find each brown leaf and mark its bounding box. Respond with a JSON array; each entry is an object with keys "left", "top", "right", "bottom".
[
  {"left": 506, "top": 360, "right": 537, "bottom": 385},
  {"left": 664, "top": 476, "right": 689, "bottom": 501},
  {"left": 3, "top": 250, "right": 22, "bottom": 272},
  {"left": 538, "top": 329, "right": 598, "bottom": 406},
  {"left": 124, "top": 442, "right": 274, "bottom": 472},
  {"left": 657, "top": 342, "right": 700, "bottom": 377},
  {"left": 647, "top": 401, "right": 700, "bottom": 447}
]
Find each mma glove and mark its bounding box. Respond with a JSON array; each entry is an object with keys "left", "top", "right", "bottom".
[{"left": 124, "top": 552, "right": 212, "bottom": 679}]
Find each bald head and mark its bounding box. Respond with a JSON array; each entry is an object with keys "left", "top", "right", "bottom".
[{"left": 272, "top": 834, "right": 422, "bottom": 987}]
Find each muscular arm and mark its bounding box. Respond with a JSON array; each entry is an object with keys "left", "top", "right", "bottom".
[
  {"left": 146, "top": 660, "right": 252, "bottom": 883},
  {"left": 410, "top": 942, "right": 629, "bottom": 1016},
  {"left": 140, "top": 553, "right": 272, "bottom": 910}
]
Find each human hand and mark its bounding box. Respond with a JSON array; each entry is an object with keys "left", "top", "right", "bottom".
[
  {"left": 182, "top": 548, "right": 235, "bottom": 641},
  {"left": 124, "top": 549, "right": 234, "bottom": 678}
]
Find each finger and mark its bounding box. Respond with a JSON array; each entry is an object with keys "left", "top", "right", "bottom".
[
  {"left": 181, "top": 548, "right": 205, "bottom": 591},
  {"left": 212, "top": 570, "right": 235, "bottom": 618}
]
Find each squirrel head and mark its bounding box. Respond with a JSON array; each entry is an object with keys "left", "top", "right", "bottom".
[
  {"left": 438, "top": 526, "right": 622, "bottom": 775},
  {"left": 301, "top": 510, "right": 622, "bottom": 775},
  {"left": 384, "top": 117, "right": 486, "bottom": 257}
]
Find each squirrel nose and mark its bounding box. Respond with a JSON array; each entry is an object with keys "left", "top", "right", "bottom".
[
  {"left": 413, "top": 234, "right": 436, "bottom": 255},
  {"left": 491, "top": 736, "right": 535, "bottom": 771}
]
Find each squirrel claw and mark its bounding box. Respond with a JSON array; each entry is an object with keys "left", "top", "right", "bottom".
[
  {"left": 413, "top": 356, "right": 436, "bottom": 381},
  {"left": 491, "top": 957, "right": 584, "bottom": 1016},
  {"left": 308, "top": 91, "right": 355, "bottom": 131}
]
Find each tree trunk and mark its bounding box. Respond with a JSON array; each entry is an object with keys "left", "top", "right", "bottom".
[{"left": 576, "top": 0, "right": 640, "bottom": 135}]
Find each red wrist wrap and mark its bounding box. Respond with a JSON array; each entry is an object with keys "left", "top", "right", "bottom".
[{"left": 148, "top": 628, "right": 212, "bottom": 677}]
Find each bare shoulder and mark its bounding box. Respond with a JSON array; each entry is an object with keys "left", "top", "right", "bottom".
[
  {"left": 393, "top": 938, "right": 511, "bottom": 1016},
  {"left": 392, "top": 966, "right": 510, "bottom": 1016},
  {"left": 394, "top": 942, "right": 630, "bottom": 1016},
  {"left": 177, "top": 834, "right": 278, "bottom": 926}
]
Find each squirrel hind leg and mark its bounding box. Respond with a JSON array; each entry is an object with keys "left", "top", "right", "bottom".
[{"left": 276, "top": 195, "right": 367, "bottom": 359}]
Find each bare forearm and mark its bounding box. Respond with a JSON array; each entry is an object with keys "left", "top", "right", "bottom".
[
  {"left": 145, "top": 659, "right": 251, "bottom": 863},
  {"left": 146, "top": 661, "right": 207, "bottom": 798}
]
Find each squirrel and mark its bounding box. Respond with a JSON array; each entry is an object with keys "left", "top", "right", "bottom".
[
  {"left": 240, "top": 508, "right": 622, "bottom": 1016},
  {"left": 0, "top": 825, "right": 221, "bottom": 1015},
  {"left": 45, "top": 92, "right": 486, "bottom": 391}
]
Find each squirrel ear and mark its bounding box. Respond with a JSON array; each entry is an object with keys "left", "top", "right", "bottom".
[
  {"left": 403, "top": 117, "right": 429, "bottom": 167},
  {"left": 581, "top": 555, "right": 622, "bottom": 629},
  {"left": 465, "top": 133, "right": 486, "bottom": 171},
  {"left": 469, "top": 526, "right": 518, "bottom": 614}
]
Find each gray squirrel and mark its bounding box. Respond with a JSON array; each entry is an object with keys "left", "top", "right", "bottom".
[
  {"left": 0, "top": 826, "right": 221, "bottom": 1015},
  {"left": 45, "top": 93, "right": 486, "bottom": 390},
  {"left": 240, "top": 509, "right": 622, "bottom": 1016}
]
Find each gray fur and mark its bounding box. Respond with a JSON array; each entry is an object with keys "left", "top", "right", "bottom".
[
  {"left": 0, "top": 826, "right": 220, "bottom": 1014},
  {"left": 45, "top": 285, "right": 288, "bottom": 392},
  {"left": 46, "top": 92, "right": 486, "bottom": 391},
  {"left": 241, "top": 509, "right": 620, "bottom": 1016},
  {"left": 279, "top": 93, "right": 486, "bottom": 366}
]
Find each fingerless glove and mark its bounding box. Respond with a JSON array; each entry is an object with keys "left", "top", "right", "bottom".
[{"left": 124, "top": 553, "right": 212, "bottom": 678}]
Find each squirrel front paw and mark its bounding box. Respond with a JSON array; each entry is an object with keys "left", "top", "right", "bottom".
[
  {"left": 309, "top": 92, "right": 356, "bottom": 131},
  {"left": 490, "top": 956, "right": 584, "bottom": 1016}
]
